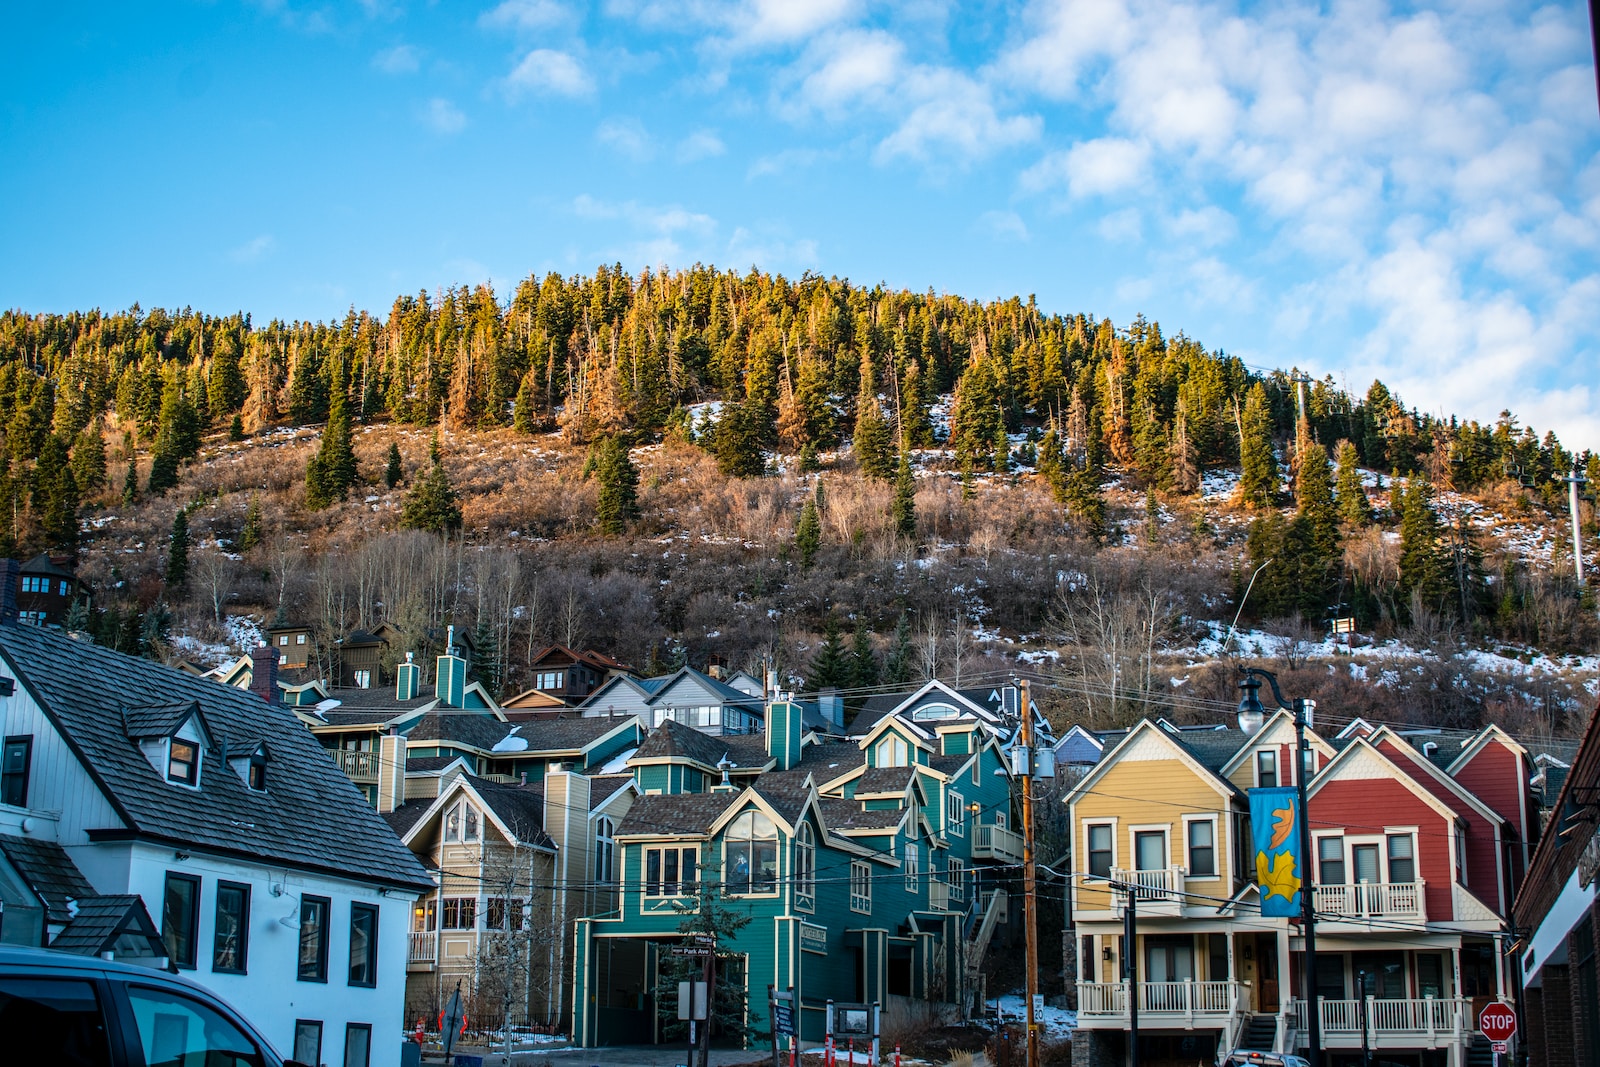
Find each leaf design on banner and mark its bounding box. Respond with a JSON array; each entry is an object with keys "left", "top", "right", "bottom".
[
  {"left": 1257, "top": 850, "right": 1300, "bottom": 903},
  {"left": 1269, "top": 805, "right": 1295, "bottom": 850}
]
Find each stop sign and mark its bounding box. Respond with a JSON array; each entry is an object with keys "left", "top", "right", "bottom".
[{"left": 1479, "top": 1003, "right": 1517, "bottom": 1042}]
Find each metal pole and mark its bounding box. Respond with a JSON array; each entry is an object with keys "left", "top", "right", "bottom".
[
  {"left": 1358, "top": 969, "right": 1370, "bottom": 1067},
  {"left": 1564, "top": 466, "right": 1587, "bottom": 584},
  {"left": 1020, "top": 678, "right": 1040, "bottom": 1067},
  {"left": 702, "top": 947, "right": 715, "bottom": 1067},
  {"left": 1295, "top": 700, "right": 1322, "bottom": 1067},
  {"left": 1125, "top": 887, "right": 1139, "bottom": 1067}
]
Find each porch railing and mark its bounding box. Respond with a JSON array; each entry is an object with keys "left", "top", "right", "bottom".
[
  {"left": 1295, "top": 998, "right": 1470, "bottom": 1040},
  {"left": 972, "top": 824, "right": 1025, "bottom": 863},
  {"left": 408, "top": 931, "right": 437, "bottom": 966},
  {"left": 1312, "top": 881, "right": 1426, "bottom": 921},
  {"left": 1078, "top": 981, "right": 1244, "bottom": 1019},
  {"left": 334, "top": 749, "right": 379, "bottom": 783},
  {"left": 928, "top": 879, "right": 950, "bottom": 912},
  {"left": 1109, "top": 866, "right": 1186, "bottom": 904}
]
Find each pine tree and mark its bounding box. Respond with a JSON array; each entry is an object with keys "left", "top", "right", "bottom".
[
  {"left": 653, "top": 883, "right": 755, "bottom": 1046},
  {"left": 950, "top": 357, "right": 1003, "bottom": 472},
  {"left": 36, "top": 434, "right": 79, "bottom": 555},
  {"left": 1144, "top": 487, "right": 1161, "bottom": 545},
  {"left": 891, "top": 450, "right": 917, "bottom": 541},
  {"left": 165, "top": 509, "right": 190, "bottom": 589},
  {"left": 471, "top": 617, "right": 501, "bottom": 696},
  {"left": 1335, "top": 440, "right": 1371, "bottom": 527},
  {"left": 399, "top": 436, "right": 463, "bottom": 535},
  {"left": 794, "top": 498, "right": 821, "bottom": 568},
  {"left": 796, "top": 442, "right": 819, "bottom": 474},
  {"left": 228, "top": 414, "right": 246, "bottom": 442},
  {"left": 70, "top": 427, "right": 107, "bottom": 496},
  {"left": 804, "top": 616, "right": 851, "bottom": 691},
  {"left": 853, "top": 354, "right": 895, "bottom": 482},
  {"left": 712, "top": 402, "right": 765, "bottom": 478},
  {"left": 849, "top": 620, "right": 879, "bottom": 696},
  {"left": 591, "top": 436, "right": 639, "bottom": 534},
  {"left": 305, "top": 390, "right": 357, "bottom": 510},
  {"left": 1397, "top": 479, "right": 1448, "bottom": 609},
  {"left": 238, "top": 494, "right": 263, "bottom": 552},
  {"left": 1238, "top": 383, "right": 1279, "bottom": 509},
  {"left": 882, "top": 613, "right": 914, "bottom": 686},
  {"left": 1295, "top": 441, "right": 1340, "bottom": 559},
  {"left": 122, "top": 455, "right": 139, "bottom": 504},
  {"left": 384, "top": 443, "right": 404, "bottom": 488}
]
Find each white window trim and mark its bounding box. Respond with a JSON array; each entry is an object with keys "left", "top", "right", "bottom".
[
  {"left": 1180, "top": 814, "right": 1219, "bottom": 880},
  {"left": 1128, "top": 824, "right": 1172, "bottom": 873},
  {"left": 948, "top": 857, "right": 965, "bottom": 902},
  {"left": 905, "top": 843, "right": 919, "bottom": 894},
  {"left": 1253, "top": 748, "right": 1279, "bottom": 789},
  {"left": 1341, "top": 833, "right": 1385, "bottom": 884},
  {"left": 947, "top": 790, "right": 965, "bottom": 838},
  {"left": 850, "top": 860, "right": 872, "bottom": 914},
  {"left": 1310, "top": 829, "right": 1345, "bottom": 886},
  {"left": 1082, "top": 818, "right": 1118, "bottom": 880},
  {"left": 795, "top": 824, "right": 816, "bottom": 914}
]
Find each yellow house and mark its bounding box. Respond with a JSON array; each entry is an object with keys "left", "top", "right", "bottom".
[{"left": 1067, "top": 719, "right": 1291, "bottom": 1065}]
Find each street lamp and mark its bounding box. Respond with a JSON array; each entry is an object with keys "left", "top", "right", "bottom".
[{"left": 1236, "top": 667, "right": 1321, "bottom": 1067}]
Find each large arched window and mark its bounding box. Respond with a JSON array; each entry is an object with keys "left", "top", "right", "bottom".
[
  {"left": 594, "top": 817, "right": 616, "bottom": 885},
  {"left": 725, "top": 810, "right": 778, "bottom": 894},
  {"left": 795, "top": 823, "right": 816, "bottom": 908},
  {"left": 876, "top": 735, "right": 909, "bottom": 768}
]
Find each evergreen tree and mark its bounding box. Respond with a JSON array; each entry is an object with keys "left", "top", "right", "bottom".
[
  {"left": 139, "top": 602, "right": 171, "bottom": 658},
  {"left": 1397, "top": 479, "right": 1448, "bottom": 609},
  {"left": 384, "top": 442, "right": 404, "bottom": 488},
  {"left": 70, "top": 426, "right": 107, "bottom": 496},
  {"left": 950, "top": 357, "right": 1003, "bottom": 472},
  {"left": 63, "top": 597, "right": 91, "bottom": 633},
  {"left": 848, "top": 620, "right": 879, "bottom": 696},
  {"left": 804, "top": 616, "right": 851, "bottom": 691},
  {"left": 1334, "top": 440, "right": 1371, "bottom": 527},
  {"left": 1061, "top": 431, "right": 1107, "bottom": 542},
  {"left": 165, "top": 509, "right": 190, "bottom": 590},
  {"left": 591, "top": 436, "right": 640, "bottom": 534},
  {"left": 471, "top": 617, "right": 501, "bottom": 696},
  {"left": 712, "top": 402, "right": 765, "bottom": 478},
  {"left": 36, "top": 434, "right": 79, "bottom": 555},
  {"left": 122, "top": 455, "right": 139, "bottom": 504},
  {"left": 794, "top": 498, "right": 821, "bottom": 568},
  {"left": 1144, "top": 487, "right": 1161, "bottom": 545},
  {"left": 305, "top": 380, "right": 357, "bottom": 509},
  {"left": 1238, "top": 383, "right": 1279, "bottom": 509},
  {"left": 653, "top": 883, "right": 754, "bottom": 1046},
  {"left": 228, "top": 414, "right": 246, "bottom": 442},
  {"left": 891, "top": 450, "right": 917, "bottom": 541},
  {"left": 238, "top": 494, "right": 263, "bottom": 552},
  {"left": 796, "top": 442, "right": 820, "bottom": 474},
  {"left": 1295, "top": 441, "right": 1340, "bottom": 559},
  {"left": 399, "top": 436, "right": 463, "bottom": 535},
  {"left": 853, "top": 354, "right": 895, "bottom": 482},
  {"left": 882, "top": 612, "right": 914, "bottom": 686}
]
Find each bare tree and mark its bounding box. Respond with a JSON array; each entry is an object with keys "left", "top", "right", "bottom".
[
  {"left": 194, "top": 549, "right": 238, "bottom": 625},
  {"left": 1046, "top": 569, "right": 1179, "bottom": 729}
]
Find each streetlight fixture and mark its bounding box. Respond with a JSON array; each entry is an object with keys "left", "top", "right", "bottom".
[{"left": 1236, "top": 667, "right": 1321, "bottom": 1067}]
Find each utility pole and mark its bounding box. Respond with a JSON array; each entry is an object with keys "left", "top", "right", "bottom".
[
  {"left": 1562, "top": 463, "right": 1588, "bottom": 585},
  {"left": 1019, "top": 678, "right": 1041, "bottom": 1067},
  {"left": 1124, "top": 886, "right": 1139, "bottom": 1067},
  {"left": 1290, "top": 369, "right": 1313, "bottom": 466}
]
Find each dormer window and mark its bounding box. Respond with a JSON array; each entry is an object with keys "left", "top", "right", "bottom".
[
  {"left": 168, "top": 739, "right": 199, "bottom": 785},
  {"left": 876, "top": 735, "right": 909, "bottom": 768},
  {"left": 248, "top": 752, "right": 268, "bottom": 791},
  {"left": 443, "top": 800, "right": 480, "bottom": 843},
  {"left": 913, "top": 703, "right": 959, "bottom": 721}
]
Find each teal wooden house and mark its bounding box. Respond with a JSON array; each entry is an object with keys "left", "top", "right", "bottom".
[{"left": 571, "top": 683, "right": 1025, "bottom": 1049}]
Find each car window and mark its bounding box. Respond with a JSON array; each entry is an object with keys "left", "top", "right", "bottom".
[
  {"left": 0, "top": 976, "right": 113, "bottom": 1067},
  {"left": 125, "top": 984, "right": 264, "bottom": 1067}
]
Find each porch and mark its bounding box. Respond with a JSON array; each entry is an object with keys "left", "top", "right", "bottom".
[
  {"left": 971, "top": 824, "right": 1024, "bottom": 863},
  {"left": 1077, "top": 979, "right": 1246, "bottom": 1028},
  {"left": 1289, "top": 996, "right": 1475, "bottom": 1051},
  {"left": 409, "top": 931, "right": 437, "bottom": 971},
  {"left": 1312, "top": 880, "right": 1427, "bottom": 925}
]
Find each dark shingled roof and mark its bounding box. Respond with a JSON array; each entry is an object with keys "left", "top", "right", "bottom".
[
  {"left": 750, "top": 771, "right": 812, "bottom": 827},
  {"left": 0, "top": 834, "right": 97, "bottom": 923},
  {"left": 819, "top": 798, "right": 905, "bottom": 831},
  {"left": 495, "top": 716, "right": 638, "bottom": 754},
  {"left": 929, "top": 754, "right": 971, "bottom": 776},
  {"left": 122, "top": 700, "right": 202, "bottom": 739},
  {"left": 48, "top": 895, "right": 163, "bottom": 957},
  {"left": 325, "top": 688, "right": 438, "bottom": 712},
  {"left": 588, "top": 774, "right": 636, "bottom": 802},
  {"left": 1168, "top": 728, "right": 1250, "bottom": 777},
  {"left": 381, "top": 800, "right": 435, "bottom": 838},
  {"left": 616, "top": 792, "right": 739, "bottom": 836},
  {"left": 0, "top": 624, "right": 432, "bottom": 891},
  {"left": 317, "top": 708, "right": 411, "bottom": 727},
  {"left": 855, "top": 767, "right": 918, "bottom": 795},
  {"left": 406, "top": 755, "right": 471, "bottom": 773},
  {"left": 465, "top": 777, "right": 554, "bottom": 848},
  {"left": 632, "top": 719, "right": 772, "bottom": 770},
  {"left": 406, "top": 709, "right": 515, "bottom": 751}
]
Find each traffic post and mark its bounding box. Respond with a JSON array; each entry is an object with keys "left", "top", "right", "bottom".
[{"left": 1479, "top": 1002, "right": 1516, "bottom": 1065}]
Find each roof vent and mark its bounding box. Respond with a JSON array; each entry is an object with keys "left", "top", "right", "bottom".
[{"left": 1422, "top": 741, "right": 1439, "bottom": 758}]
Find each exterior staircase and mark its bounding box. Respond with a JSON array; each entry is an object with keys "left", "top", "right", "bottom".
[
  {"left": 1239, "top": 1014, "right": 1278, "bottom": 1051},
  {"left": 963, "top": 890, "right": 1007, "bottom": 1017},
  {"left": 1466, "top": 1033, "right": 1494, "bottom": 1067}
]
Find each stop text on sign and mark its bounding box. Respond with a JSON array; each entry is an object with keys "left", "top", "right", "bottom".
[{"left": 1478, "top": 1004, "right": 1516, "bottom": 1042}]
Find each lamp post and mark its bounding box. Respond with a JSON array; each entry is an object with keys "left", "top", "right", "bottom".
[{"left": 1236, "top": 667, "right": 1321, "bottom": 1067}]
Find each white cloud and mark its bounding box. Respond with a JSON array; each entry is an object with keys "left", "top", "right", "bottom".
[
  {"left": 790, "top": 29, "right": 903, "bottom": 113},
  {"left": 504, "top": 49, "right": 593, "bottom": 98},
  {"left": 479, "top": 0, "right": 572, "bottom": 32},
  {"left": 228, "top": 235, "right": 275, "bottom": 263},
  {"left": 976, "top": 210, "right": 1029, "bottom": 242},
  {"left": 422, "top": 98, "right": 467, "bottom": 134},
  {"left": 676, "top": 129, "right": 725, "bottom": 162},
  {"left": 372, "top": 44, "right": 420, "bottom": 74},
  {"left": 596, "top": 118, "right": 654, "bottom": 160},
  {"left": 608, "top": 0, "right": 858, "bottom": 49},
  {"left": 1021, "top": 137, "right": 1148, "bottom": 198},
  {"left": 875, "top": 68, "right": 1040, "bottom": 163}
]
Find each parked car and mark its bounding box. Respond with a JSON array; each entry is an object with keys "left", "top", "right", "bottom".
[
  {"left": 1225, "top": 1053, "right": 1312, "bottom": 1067},
  {"left": 0, "top": 945, "right": 310, "bottom": 1067}
]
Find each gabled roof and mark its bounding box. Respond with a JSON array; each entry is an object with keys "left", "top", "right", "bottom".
[
  {"left": 629, "top": 718, "right": 772, "bottom": 772},
  {"left": 48, "top": 895, "right": 165, "bottom": 958},
  {"left": 1216, "top": 710, "right": 1336, "bottom": 779},
  {"left": 0, "top": 834, "right": 97, "bottom": 924},
  {"left": 1308, "top": 737, "right": 1463, "bottom": 826},
  {"left": 122, "top": 700, "right": 208, "bottom": 741},
  {"left": 615, "top": 792, "right": 741, "bottom": 837},
  {"left": 489, "top": 715, "right": 640, "bottom": 756},
  {"left": 20, "top": 553, "right": 82, "bottom": 581},
  {"left": 399, "top": 775, "right": 556, "bottom": 851},
  {"left": 405, "top": 709, "right": 515, "bottom": 751},
  {"left": 1447, "top": 724, "right": 1529, "bottom": 776},
  {"left": 0, "top": 623, "right": 432, "bottom": 892},
  {"left": 1066, "top": 718, "right": 1240, "bottom": 806},
  {"left": 1368, "top": 726, "right": 1506, "bottom": 827}
]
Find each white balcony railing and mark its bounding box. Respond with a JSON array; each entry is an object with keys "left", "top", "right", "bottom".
[
  {"left": 1077, "top": 981, "right": 1244, "bottom": 1020},
  {"left": 408, "top": 932, "right": 437, "bottom": 966},
  {"left": 1110, "top": 867, "right": 1187, "bottom": 908},
  {"left": 928, "top": 880, "right": 950, "bottom": 912},
  {"left": 1293, "top": 998, "right": 1470, "bottom": 1043},
  {"left": 972, "top": 824, "right": 1025, "bottom": 863},
  {"left": 1312, "top": 881, "right": 1426, "bottom": 921},
  {"left": 334, "top": 749, "right": 380, "bottom": 783}
]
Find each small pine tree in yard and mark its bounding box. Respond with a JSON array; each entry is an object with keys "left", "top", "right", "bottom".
[
  {"left": 384, "top": 442, "right": 403, "bottom": 488},
  {"left": 892, "top": 450, "right": 917, "bottom": 541},
  {"left": 165, "top": 510, "right": 190, "bottom": 590},
  {"left": 590, "top": 436, "right": 639, "bottom": 535},
  {"left": 399, "top": 436, "right": 463, "bottom": 535},
  {"left": 794, "top": 498, "right": 821, "bottom": 568},
  {"left": 653, "top": 881, "right": 754, "bottom": 1047}
]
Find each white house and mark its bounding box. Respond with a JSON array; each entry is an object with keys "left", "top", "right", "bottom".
[{"left": 0, "top": 620, "right": 433, "bottom": 1067}]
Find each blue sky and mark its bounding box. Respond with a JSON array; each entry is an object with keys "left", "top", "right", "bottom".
[{"left": 3, "top": 1, "right": 1597, "bottom": 447}]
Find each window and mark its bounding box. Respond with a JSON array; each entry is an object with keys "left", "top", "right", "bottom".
[
  {"left": 162, "top": 872, "right": 201, "bottom": 969},
  {"left": 126, "top": 985, "right": 264, "bottom": 1067},
  {"left": 724, "top": 810, "right": 778, "bottom": 894},
  {"left": 946, "top": 791, "right": 965, "bottom": 837},
  {"left": 247, "top": 753, "right": 267, "bottom": 792},
  {"left": 1455, "top": 826, "right": 1468, "bottom": 885},
  {"left": 348, "top": 903, "right": 378, "bottom": 987},
  {"left": 875, "top": 735, "right": 909, "bottom": 768},
  {"left": 905, "top": 843, "right": 920, "bottom": 893},
  {"left": 1301, "top": 747, "right": 1315, "bottom": 782},
  {"left": 1255, "top": 750, "right": 1277, "bottom": 788},
  {"left": 343, "top": 1023, "right": 372, "bottom": 1067},
  {"left": 486, "top": 897, "right": 524, "bottom": 931},
  {"left": 1186, "top": 819, "right": 1216, "bottom": 877},
  {"left": 1134, "top": 830, "right": 1166, "bottom": 871},
  {"left": 912, "top": 703, "right": 959, "bottom": 721},
  {"left": 297, "top": 895, "right": 330, "bottom": 981},
  {"left": 59, "top": 580, "right": 69, "bottom": 596},
  {"left": 948, "top": 857, "right": 965, "bottom": 902},
  {"left": 850, "top": 861, "right": 872, "bottom": 913},
  {"left": 213, "top": 882, "right": 250, "bottom": 974},
  {"left": 1387, "top": 834, "right": 1416, "bottom": 884},
  {"left": 645, "top": 847, "right": 698, "bottom": 896},
  {"left": 440, "top": 897, "right": 476, "bottom": 929},
  {"left": 293, "top": 1020, "right": 322, "bottom": 1065},
  {"left": 1, "top": 735, "right": 31, "bottom": 808},
  {"left": 278, "top": 636, "right": 289, "bottom": 647},
  {"left": 168, "top": 738, "right": 199, "bottom": 785},
  {"left": 0, "top": 976, "right": 113, "bottom": 1065},
  {"left": 443, "top": 800, "right": 480, "bottom": 843},
  {"left": 1087, "top": 824, "right": 1113, "bottom": 878},
  {"left": 1318, "top": 837, "right": 1346, "bottom": 885},
  {"left": 595, "top": 817, "right": 616, "bottom": 884},
  {"left": 353, "top": 670, "right": 371, "bottom": 689},
  {"left": 413, "top": 899, "right": 437, "bottom": 932},
  {"left": 296, "top": 634, "right": 307, "bottom": 645},
  {"left": 795, "top": 824, "right": 816, "bottom": 907}
]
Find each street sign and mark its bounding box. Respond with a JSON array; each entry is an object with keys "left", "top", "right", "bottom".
[
  {"left": 1492, "top": 1041, "right": 1508, "bottom": 1054},
  {"left": 772, "top": 1001, "right": 795, "bottom": 1036},
  {"left": 440, "top": 988, "right": 465, "bottom": 1056},
  {"left": 1479, "top": 1002, "right": 1517, "bottom": 1042},
  {"left": 672, "top": 946, "right": 713, "bottom": 957}
]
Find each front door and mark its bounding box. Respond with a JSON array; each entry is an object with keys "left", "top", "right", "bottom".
[{"left": 1257, "top": 934, "right": 1279, "bottom": 1013}]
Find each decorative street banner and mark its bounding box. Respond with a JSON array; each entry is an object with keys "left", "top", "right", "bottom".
[{"left": 1249, "top": 787, "right": 1303, "bottom": 917}]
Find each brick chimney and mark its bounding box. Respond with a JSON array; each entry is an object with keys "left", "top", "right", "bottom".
[
  {"left": 0, "top": 559, "right": 17, "bottom": 625},
  {"left": 249, "top": 642, "right": 279, "bottom": 704}
]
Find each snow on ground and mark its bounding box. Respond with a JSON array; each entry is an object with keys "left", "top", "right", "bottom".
[{"left": 995, "top": 994, "right": 1077, "bottom": 1039}]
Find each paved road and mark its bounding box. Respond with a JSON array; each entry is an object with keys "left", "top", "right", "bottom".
[{"left": 431, "top": 1045, "right": 769, "bottom": 1066}]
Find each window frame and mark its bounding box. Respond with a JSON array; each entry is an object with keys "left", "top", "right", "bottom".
[
  {"left": 594, "top": 817, "right": 616, "bottom": 885},
  {"left": 1183, "top": 815, "right": 1218, "bottom": 879},
  {"left": 1254, "top": 749, "right": 1278, "bottom": 789},
  {"left": 1387, "top": 831, "right": 1418, "bottom": 886},
  {"left": 875, "top": 735, "right": 909, "bottom": 768},
  {"left": 348, "top": 902, "right": 379, "bottom": 988},
  {"left": 946, "top": 790, "right": 965, "bottom": 838},
  {"left": 297, "top": 895, "right": 332, "bottom": 983},
  {"left": 904, "top": 841, "right": 920, "bottom": 894},
  {"left": 440, "top": 896, "right": 477, "bottom": 930},
  {"left": 294, "top": 1019, "right": 323, "bottom": 1065},
  {"left": 1084, "top": 820, "right": 1117, "bottom": 880},
  {"left": 1, "top": 734, "right": 32, "bottom": 808},
  {"left": 723, "top": 810, "right": 779, "bottom": 896},
  {"left": 850, "top": 860, "right": 872, "bottom": 914},
  {"left": 795, "top": 823, "right": 816, "bottom": 912},
  {"left": 1131, "top": 826, "right": 1170, "bottom": 873},
  {"left": 212, "top": 880, "right": 251, "bottom": 975},
  {"left": 161, "top": 871, "right": 201, "bottom": 970},
  {"left": 1315, "top": 832, "right": 1346, "bottom": 885},
  {"left": 643, "top": 846, "right": 698, "bottom": 897},
  {"left": 168, "top": 737, "right": 200, "bottom": 786},
  {"left": 948, "top": 857, "right": 966, "bottom": 902},
  {"left": 343, "top": 1022, "right": 373, "bottom": 1067}
]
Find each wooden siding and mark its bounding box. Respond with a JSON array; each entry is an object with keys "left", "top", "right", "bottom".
[
  {"left": 1450, "top": 740, "right": 1531, "bottom": 889},
  {"left": 1375, "top": 739, "right": 1504, "bottom": 913},
  {"left": 1312, "top": 776, "right": 1454, "bottom": 921},
  {"left": 0, "top": 680, "right": 123, "bottom": 840}
]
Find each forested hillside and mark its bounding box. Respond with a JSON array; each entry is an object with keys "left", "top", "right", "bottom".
[{"left": 2, "top": 265, "right": 1596, "bottom": 736}]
